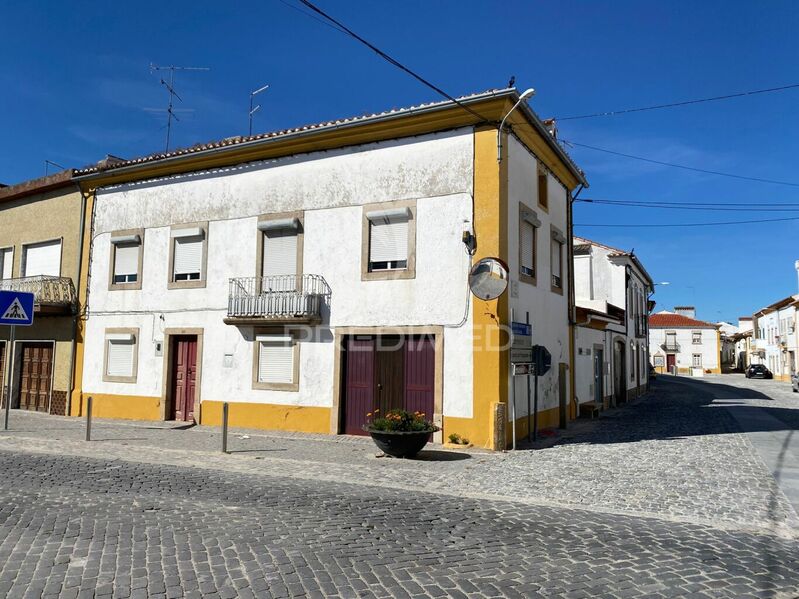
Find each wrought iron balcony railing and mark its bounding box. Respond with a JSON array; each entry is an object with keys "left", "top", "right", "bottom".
[
  {"left": 226, "top": 274, "right": 331, "bottom": 324},
  {"left": 0, "top": 275, "right": 77, "bottom": 311},
  {"left": 662, "top": 340, "right": 680, "bottom": 351}
]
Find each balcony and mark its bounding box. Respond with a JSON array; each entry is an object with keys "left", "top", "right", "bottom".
[
  {"left": 224, "top": 274, "right": 331, "bottom": 325},
  {"left": 0, "top": 275, "right": 78, "bottom": 315},
  {"left": 662, "top": 340, "right": 680, "bottom": 352}
]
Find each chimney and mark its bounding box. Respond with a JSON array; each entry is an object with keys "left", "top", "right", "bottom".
[{"left": 674, "top": 306, "right": 696, "bottom": 319}]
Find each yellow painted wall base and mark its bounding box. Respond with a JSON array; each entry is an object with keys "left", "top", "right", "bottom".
[
  {"left": 200, "top": 401, "right": 331, "bottom": 434},
  {"left": 79, "top": 394, "right": 161, "bottom": 421},
  {"left": 443, "top": 415, "right": 493, "bottom": 451}
]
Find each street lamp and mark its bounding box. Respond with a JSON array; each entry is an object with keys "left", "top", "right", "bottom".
[
  {"left": 248, "top": 83, "right": 270, "bottom": 136},
  {"left": 497, "top": 88, "right": 535, "bottom": 163}
]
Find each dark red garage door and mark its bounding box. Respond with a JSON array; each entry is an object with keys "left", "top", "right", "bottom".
[{"left": 342, "top": 335, "right": 435, "bottom": 435}]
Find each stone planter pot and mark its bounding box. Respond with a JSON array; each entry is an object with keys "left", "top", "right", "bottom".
[{"left": 364, "top": 428, "right": 437, "bottom": 458}]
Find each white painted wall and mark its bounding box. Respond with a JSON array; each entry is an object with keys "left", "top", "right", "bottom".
[
  {"left": 574, "top": 326, "right": 610, "bottom": 404},
  {"left": 83, "top": 129, "right": 476, "bottom": 417},
  {"left": 649, "top": 324, "right": 719, "bottom": 371},
  {"left": 506, "top": 135, "right": 570, "bottom": 419}
]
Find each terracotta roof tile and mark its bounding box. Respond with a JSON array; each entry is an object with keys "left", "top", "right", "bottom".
[{"left": 649, "top": 313, "right": 718, "bottom": 328}]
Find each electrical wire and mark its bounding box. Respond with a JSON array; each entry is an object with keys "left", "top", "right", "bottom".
[
  {"left": 555, "top": 83, "right": 799, "bottom": 120},
  {"left": 295, "top": 0, "right": 490, "bottom": 123},
  {"left": 560, "top": 140, "right": 799, "bottom": 187},
  {"left": 575, "top": 215, "right": 799, "bottom": 228},
  {"left": 576, "top": 198, "right": 799, "bottom": 212}
]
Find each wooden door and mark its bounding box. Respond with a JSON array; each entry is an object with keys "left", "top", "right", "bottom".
[
  {"left": 170, "top": 336, "right": 197, "bottom": 421},
  {"left": 19, "top": 343, "right": 53, "bottom": 412},
  {"left": 375, "top": 336, "right": 404, "bottom": 415},
  {"left": 666, "top": 354, "right": 676, "bottom": 373},
  {"left": 593, "top": 349, "right": 604, "bottom": 404},
  {"left": 613, "top": 341, "right": 625, "bottom": 405},
  {"left": 343, "top": 337, "right": 375, "bottom": 435},
  {"left": 404, "top": 336, "right": 434, "bottom": 417}
]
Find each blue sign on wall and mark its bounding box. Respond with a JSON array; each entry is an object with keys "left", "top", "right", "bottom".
[{"left": 0, "top": 291, "right": 35, "bottom": 326}]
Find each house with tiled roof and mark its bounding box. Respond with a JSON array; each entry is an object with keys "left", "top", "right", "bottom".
[
  {"left": 752, "top": 294, "right": 799, "bottom": 381},
  {"left": 648, "top": 307, "right": 721, "bottom": 375},
  {"left": 70, "top": 87, "right": 587, "bottom": 450},
  {"left": 572, "top": 236, "right": 654, "bottom": 410}
]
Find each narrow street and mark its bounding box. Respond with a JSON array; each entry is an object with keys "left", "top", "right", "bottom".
[{"left": 0, "top": 375, "right": 798, "bottom": 599}]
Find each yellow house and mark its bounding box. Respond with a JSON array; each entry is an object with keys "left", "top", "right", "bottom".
[
  {"left": 0, "top": 171, "right": 87, "bottom": 415},
  {"left": 71, "top": 88, "right": 586, "bottom": 450}
]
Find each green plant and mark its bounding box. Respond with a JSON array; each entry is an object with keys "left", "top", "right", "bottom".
[
  {"left": 366, "top": 409, "right": 438, "bottom": 433},
  {"left": 461, "top": 438, "right": 470, "bottom": 445},
  {"left": 448, "top": 432, "right": 461, "bottom": 444}
]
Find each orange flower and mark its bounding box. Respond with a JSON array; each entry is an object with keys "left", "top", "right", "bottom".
[{"left": 366, "top": 412, "right": 372, "bottom": 417}]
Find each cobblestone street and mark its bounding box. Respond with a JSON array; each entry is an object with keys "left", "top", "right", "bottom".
[{"left": 0, "top": 375, "right": 798, "bottom": 598}]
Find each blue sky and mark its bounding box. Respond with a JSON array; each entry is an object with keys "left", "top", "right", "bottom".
[{"left": 2, "top": 0, "right": 797, "bottom": 322}]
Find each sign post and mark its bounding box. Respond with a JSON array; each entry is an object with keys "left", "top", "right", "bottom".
[
  {"left": 530, "top": 344, "right": 551, "bottom": 443},
  {"left": 0, "top": 291, "right": 35, "bottom": 431}
]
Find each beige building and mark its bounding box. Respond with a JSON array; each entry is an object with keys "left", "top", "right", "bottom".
[{"left": 0, "top": 171, "right": 84, "bottom": 415}]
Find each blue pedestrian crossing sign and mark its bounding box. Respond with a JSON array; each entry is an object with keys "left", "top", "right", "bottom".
[{"left": 0, "top": 291, "right": 35, "bottom": 326}]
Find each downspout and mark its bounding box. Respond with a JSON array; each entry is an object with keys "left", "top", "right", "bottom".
[
  {"left": 567, "top": 184, "right": 584, "bottom": 425},
  {"left": 66, "top": 185, "right": 88, "bottom": 417}
]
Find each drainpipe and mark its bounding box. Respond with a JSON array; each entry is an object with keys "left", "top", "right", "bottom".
[
  {"left": 66, "top": 186, "right": 88, "bottom": 417},
  {"left": 566, "top": 184, "right": 584, "bottom": 425}
]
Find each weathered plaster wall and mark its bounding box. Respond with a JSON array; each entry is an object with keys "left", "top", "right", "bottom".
[{"left": 82, "top": 130, "right": 475, "bottom": 418}]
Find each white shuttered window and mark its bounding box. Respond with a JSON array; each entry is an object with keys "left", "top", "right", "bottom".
[
  {"left": 23, "top": 240, "right": 61, "bottom": 277},
  {"left": 0, "top": 248, "right": 12, "bottom": 279},
  {"left": 113, "top": 243, "right": 139, "bottom": 283},
  {"left": 173, "top": 236, "right": 203, "bottom": 280},
  {"left": 369, "top": 220, "right": 408, "bottom": 270},
  {"left": 520, "top": 221, "right": 535, "bottom": 276},
  {"left": 257, "top": 335, "right": 294, "bottom": 384},
  {"left": 262, "top": 230, "right": 298, "bottom": 293},
  {"left": 106, "top": 338, "right": 135, "bottom": 378}
]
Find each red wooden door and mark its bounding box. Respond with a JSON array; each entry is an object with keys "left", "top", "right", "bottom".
[
  {"left": 375, "top": 336, "right": 404, "bottom": 415},
  {"left": 666, "top": 354, "right": 676, "bottom": 372},
  {"left": 19, "top": 343, "right": 53, "bottom": 412},
  {"left": 171, "top": 336, "right": 197, "bottom": 421},
  {"left": 343, "top": 337, "right": 375, "bottom": 435},
  {"left": 404, "top": 336, "right": 435, "bottom": 438}
]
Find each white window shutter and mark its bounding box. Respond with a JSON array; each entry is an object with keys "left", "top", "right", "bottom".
[
  {"left": 258, "top": 338, "right": 294, "bottom": 384},
  {"left": 369, "top": 220, "right": 408, "bottom": 263},
  {"left": 23, "top": 240, "right": 61, "bottom": 277},
  {"left": 262, "top": 231, "right": 298, "bottom": 278},
  {"left": 0, "top": 248, "right": 11, "bottom": 279},
  {"left": 520, "top": 222, "right": 534, "bottom": 272},
  {"left": 114, "top": 243, "right": 139, "bottom": 277},
  {"left": 107, "top": 339, "right": 135, "bottom": 377},
  {"left": 173, "top": 237, "right": 203, "bottom": 276}
]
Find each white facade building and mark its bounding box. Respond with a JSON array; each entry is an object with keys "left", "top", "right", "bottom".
[
  {"left": 74, "top": 89, "right": 587, "bottom": 449},
  {"left": 572, "top": 237, "right": 653, "bottom": 409},
  {"left": 753, "top": 295, "right": 799, "bottom": 380},
  {"left": 649, "top": 307, "right": 720, "bottom": 375}
]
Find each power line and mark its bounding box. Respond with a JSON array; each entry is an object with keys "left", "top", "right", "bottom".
[
  {"left": 275, "top": 0, "right": 348, "bottom": 35},
  {"left": 576, "top": 198, "right": 799, "bottom": 212},
  {"left": 561, "top": 139, "right": 799, "bottom": 188},
  {"left": 294, "top": 0, "right": 489, "bottom": 123},
  {"left": 575, "top": 215, "right": 799, "bottom": 228},
  {"left": 556, "top": 83, "right": 799, "bottom": 120}
]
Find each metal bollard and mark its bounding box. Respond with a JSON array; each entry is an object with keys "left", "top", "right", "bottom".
[
  {"left": 221, "top": 402, "right": 229, "bottom": 454},
  {"left": 85, "top": 396, "right": 93, "bottom": 442}
]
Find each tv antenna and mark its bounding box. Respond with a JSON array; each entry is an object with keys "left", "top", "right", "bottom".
[
  {"left": 149, "top": 63, "right": 210, "bottom": 152},
  {"left": 249, "top": 83, "right": 269, "bottom": 136},
  {"left": 44, "top": 160, "right": 65, "bottom": 176}
]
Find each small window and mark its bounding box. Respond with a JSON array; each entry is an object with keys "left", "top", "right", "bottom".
[
  {"left": 103, "top": 330, "right": 138, "bottom": 383},
  {"left": 692, "top": 331, "right": 702, "bottom": 344},
  {"left": 109, "top": 231, "right": 143, "bottom": 290},
  {"left": 519, "top": 203, "right": 539, "bottom": 284},
  {"left": 362, "top": 203, "right": 416, "bottom": 281},
  {"left": 169, "top": 225, "right": 207, "bottom": 289},
  {"left": 254, "top": 333, "right": 298, "bottom": 390},
  {"left": 537, "top": 167, "right": 548, "bottom": 210},
  {"left": 551, "top": 238, "right": 563, "bottom": 289},
  {"left": 692, "top": 354, "right": 702, "bottom": 368},
  {"left": 0, "top": 247, "right": 12, "bottom": 280}
]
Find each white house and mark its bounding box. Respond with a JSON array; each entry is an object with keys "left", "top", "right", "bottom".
[
  {"left": 649, "top": 307, "right": 720, "bottom": 375},
  {"left": 73, "top": 89, "right": 587, "bottom": 450},
  {"left": 752, "top": 295, "right": 799, "bottom": 380},
  {"left": 572, "top": 237, "right": 654, "bottom": 410}
]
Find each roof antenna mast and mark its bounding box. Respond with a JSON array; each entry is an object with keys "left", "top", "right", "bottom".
[
  {"left": 249, "top": 83, "right": 269, "bottom": 136},
  {"left": 149, "top": 63, "right": 210, "bottom": 152}
]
